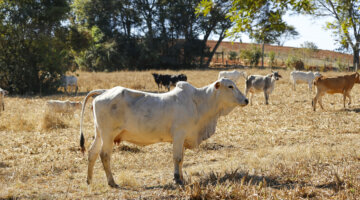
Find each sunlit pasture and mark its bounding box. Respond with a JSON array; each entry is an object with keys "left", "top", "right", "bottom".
[{"left": 0, "top": 69, "right": 359, "bottom": 199}]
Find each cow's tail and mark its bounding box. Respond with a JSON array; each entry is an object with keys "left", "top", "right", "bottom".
[{"left": 80, "top": 89, "right": 107, "bottom": 154}]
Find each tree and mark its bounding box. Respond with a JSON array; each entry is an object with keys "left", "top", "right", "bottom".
[
  {"left": 312, "top": 0, "right": 360, "bottom": 71},
  {"left": 197, "top": 0, "right": 234, "bottom": 67},
  {"left": 197, "top": 0, "right": 313, "bottom": 67},
  {"left": 0, "top": 0, "right": 71, "bottom": 94},
  {"left": 247, "top": 2, "right": 299, "bottom": 67}
]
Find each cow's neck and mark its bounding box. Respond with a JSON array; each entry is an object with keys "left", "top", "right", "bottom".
[
  {"left": 194, "top": 84, "right": 224, "bottom": 118},
  {"left": 192, "top": 84, "right": 233, "bottom": 145}
]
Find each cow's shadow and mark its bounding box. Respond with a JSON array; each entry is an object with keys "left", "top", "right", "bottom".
[
  {"left": 191, "top": 170, "right": 298, "bottom": 190},
  {"left": 343, "top": 107, "right": 360, "bottom": 113}
]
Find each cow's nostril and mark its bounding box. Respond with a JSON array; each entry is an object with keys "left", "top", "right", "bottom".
[{"left": 245, "top": 99, "right": 249, "bottom": 105}]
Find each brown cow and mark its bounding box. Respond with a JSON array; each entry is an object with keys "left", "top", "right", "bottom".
[{"left": 312, "top": 72, "right": 360, "bottom": 111}]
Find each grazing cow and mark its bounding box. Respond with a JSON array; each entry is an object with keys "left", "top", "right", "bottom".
[
  {"left": 79, "top": 79, "right": 248, "bottom": 187},
  {"left": 312, "top": 72, "right": 360, "bottom": 111},
  {"left": 218, "top": 70, "right": 247, "bottom": 83},
  {"left": 290, "top": 71, "right": 321, "bottom": 91},
  {"left": 245, "top": 71, "right": 282, "bottom": 105},
  {"left": 46, "top": 100, "right": 82, "bottom": 113},
  {"left": 0, "top": 88, "right": 8, "bottom": 111},
  {"left": 170, "top": 74, "right": 187, "bottom": 86},
  {"left": 152, "top": 73, "right": 188, "bottom": 91},
  {"left": 61, "top": 75, "right": 78, "bottom": 95}
]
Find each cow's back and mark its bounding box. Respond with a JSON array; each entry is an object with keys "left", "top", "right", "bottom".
[
  {"left": 315, "top": 75, "right": 356, "bottom": 94},
  {"left": 93, "top": 86, "right": 196, "bottom": 141}
]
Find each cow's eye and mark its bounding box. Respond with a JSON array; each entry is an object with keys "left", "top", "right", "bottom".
[{"left": 228, "top": 85, "right": 233, "bottom": 89}]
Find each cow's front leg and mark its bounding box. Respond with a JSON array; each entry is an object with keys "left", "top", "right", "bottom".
[
  {"left": 264, "top": 91, "right": 269, "bottom": 105},
  {"left": 346, "top": 92, "right": 352, "bottom": 106},
  {"left": 172, "top": 135, "right": 185, "bottom": 185}
]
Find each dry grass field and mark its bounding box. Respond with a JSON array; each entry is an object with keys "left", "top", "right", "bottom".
[{"left": 0, "top": 69, "right": 359, "bottom": 199}]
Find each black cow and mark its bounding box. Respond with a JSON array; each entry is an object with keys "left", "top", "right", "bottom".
[{"left": 152, "top": 73, "right": 188, "bottom": 91}]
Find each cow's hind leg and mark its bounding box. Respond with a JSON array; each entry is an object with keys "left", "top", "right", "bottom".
[
  {"left": 87, "top": 127, "right": 102, "bottom": 185},
  {"left": 100, "top": 134, "right": 118, "bottom": 188},
  {"left": 172, "top": 134, "right": 185, "bottom": 185}
]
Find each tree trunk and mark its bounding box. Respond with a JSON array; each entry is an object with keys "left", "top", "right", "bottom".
[
  {"left": 353, "top": 47, "right": 359, "bottom": 71},
  {"left": 261, "top": 42, "right": 265, "bottom": 68},
  {"left": 205, "top": 30, "right": 226, "bottom": 68}
]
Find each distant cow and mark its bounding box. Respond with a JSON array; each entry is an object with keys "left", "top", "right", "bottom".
[
  {"left": 79, "top": 79, "right": 248, "bottom": 187},
  {"left": 46, "top": 100, "right": 82, "bottom": 113},
  {"left": 218, "top": 70, "right": 247, "bottom": 83},
  {"left": 0, "top": 88, "right": 8, "bottom": 111},
  {"left": 170, "top": 74, "right": 187, "bottom": 86},
  {"left": 152, "top": 73, "right": 187, "bottom": 91},
  {"left": 290, "top": 71, "right": 321, "bottom": 92},
  {"left": 312, "top": 72, "right": 360, "bottom": 111},
  {"left": 245, "top": 71, "right": 282, "bottom": 105},
  {"left": 61, "top": 75, "right": 78, "bottom": 95}
]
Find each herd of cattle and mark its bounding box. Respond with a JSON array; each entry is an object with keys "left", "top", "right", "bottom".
[{"left": 1, "top": 70, "right": 360, "bottom": 187}]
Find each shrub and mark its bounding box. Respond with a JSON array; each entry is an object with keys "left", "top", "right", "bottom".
[
  {"left": 336, "top": 60, "right": 347, "bottom": 72},
  {"left": 286, "top": 55, "right": 304, "bottom": 70},
  {"left": 228, "top": 51, "right": 238, "bottom": 61},
  {"left": 268, "top": 51, "right": 276, "bottom": 68},
  {"left": 239, "top": 46, "right": 261, "bottom": 67}
]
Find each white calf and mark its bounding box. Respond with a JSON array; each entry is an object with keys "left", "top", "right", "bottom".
[
  {"left": 218, "top": 70, "right": 247, "bottom": 83},
  {"left": 46, "top": 100, "right": 82, "bottom": 113},
  {"left": 290, "top": 71, "right": 321, "bottom": 92}
]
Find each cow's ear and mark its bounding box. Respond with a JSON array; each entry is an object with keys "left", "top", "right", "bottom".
[{"left": 215, "top": 81, "right": 221, "bottom": 89}]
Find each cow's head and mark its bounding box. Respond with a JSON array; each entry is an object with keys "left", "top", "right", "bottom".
[
  {"left": 270, "top": 71, "right": 282, "bottom": 80},
  {"left": 314, "top": 71, "right": 321, "bottom": 77},
  {"left": 355, "top": 72, "right": 360, "bottom": 83},
  {"left": 214, "top": 78, "right": 248, "bottom": 107}
]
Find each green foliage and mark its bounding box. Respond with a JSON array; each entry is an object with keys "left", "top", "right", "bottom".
[
  {"left": 300, "top": 41, "right": 318, "bottom": 52},
  {"left": 268, "top": 51, "right": 276, "bottom": 67},
  {"left": 240, "top": 46, "right": 261, "bottom": 67},
  {"left": 197, "top": 0, "right": 314, "bottom": 39},
  {"left": 0, "top": 0, "right": 71, "bottom": 94},
  {"left": 314, "top": 0, "right": 360, "bottom": 70},
  {"left": 228, "top": 51, "right": 238, "bottom": 60},
  {"left": 285, "top": 55, "right": 304, "bottom": 70},
  {"left": 336, "top": 59, "right": 347, "bottom": 72}
]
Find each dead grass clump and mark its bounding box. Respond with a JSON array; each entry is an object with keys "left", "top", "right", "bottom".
[
  {"left": 41, "top": 112, "right": 69, "bottom": 131},
  {"left": 117, "top": 144, "right": 141, "bottom": 153},
  {"left": 117, "top": 172, "right": 139, "bottom": 188}
]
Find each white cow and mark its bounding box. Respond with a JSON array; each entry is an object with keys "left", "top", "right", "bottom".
[
  {"left": 245, "top": 71, "right": 282, "bottom": 105},
  {"left": 218, "top": 70, "right": 247, "bottom": 83},
  {"left": 290, "top": 71, "right": 321, "bottom": 91},
  {"left": 0, "top": 88, "right": 8, "bottom": 111},
  {"left": 46, "top": 100, "right": 82, "bottom": 113},
  {"left": 61, "top": 75, "right": 78, "bottom": 95},
  {"left": 79, "top": 79, "right": 248, "bottom": 187}
]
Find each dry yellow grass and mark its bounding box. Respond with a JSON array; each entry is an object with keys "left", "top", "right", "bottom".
[{"left": 0, "top": 69, "right": 359, "bottom": 199}]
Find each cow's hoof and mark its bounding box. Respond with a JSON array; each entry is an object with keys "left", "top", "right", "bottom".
[
  {"left": 175, "top": 178, "right": 184, "bottom": 186},
  {"left": 108, "top": 181, "right": 119, "bottom": 188}
]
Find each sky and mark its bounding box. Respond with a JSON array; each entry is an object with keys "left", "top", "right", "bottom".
[{"left": 227, "top": 14, "right": 338, "bottom": 51}]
